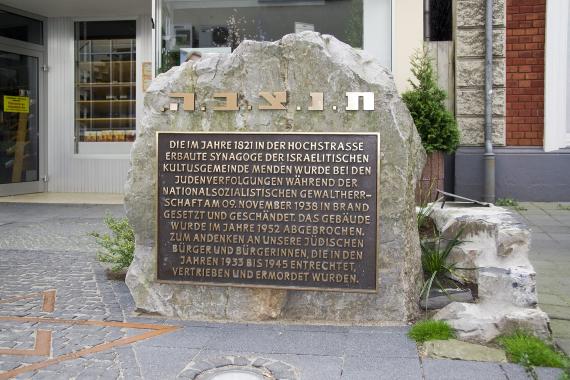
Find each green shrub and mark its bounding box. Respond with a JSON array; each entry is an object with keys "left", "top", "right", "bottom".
[
  {"left": 498, "top": 331, "right": 569, "bottom": 369},
  {"left": 91, "top": 215, "right": 135, "bottom": 272},
  {"left": 402, "top": 47, "right": 459, "bottom": 154},
  {"left": 408, "top": 320, "right": 455, "bottom": 343}
]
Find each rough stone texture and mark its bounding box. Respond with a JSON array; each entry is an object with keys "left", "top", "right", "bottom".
[
  {"left": 430, "top": 203, "right": 550, "bottom": 342},
  {"left": 457, "top": 117, "right": 505, "bottom": 146},
  {"left": 456, "top": 29, "right": 505, "bottom": 58},
  {"left": 456, "top": 88, "right": 505, "bottom": 117},
  {"left": 456, "top": 59, "right": 505, "bottom": 88},
  {"left": 420, "top": 288, "right": 473, "bottom": 310},
  {"left": 478, "top": 267, "right": 537, "bottom": 308},
  {"left": 455, "top": 0, "right": 507, "bottom": 146},
  {"left": 125, "top": 32, "right": 426, "bottom": 323},
  {"left": 424, "top": 339, "right": 507, "bottom": 363},
  {"left": 456, "top": 0, "right": 506, "bottom": 28}
]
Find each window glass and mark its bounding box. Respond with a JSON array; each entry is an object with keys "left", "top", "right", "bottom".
[
  {"left": 156, "top": 0, "right": 363, "bottom": 73},
  {"left": 75, "top": 21, "right": 136, "bottom": 153},
  {"left": 0, "top": 10, "right": 43, "bottom": 45}
]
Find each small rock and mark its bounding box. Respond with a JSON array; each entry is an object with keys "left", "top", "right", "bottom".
[
  {"left": 424, "top": 339, "right": 507, "bottom": 362},
  {"left": 433, "top": 302, "right": 550, "bottom": 343},
  {"left": 419, "top": 288, "right": 473, "bottom": 310},
  {"left": 478, "top": 267, "right": 537, "bottom": 308}
]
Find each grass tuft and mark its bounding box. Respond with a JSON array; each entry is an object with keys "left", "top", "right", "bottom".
[
  {"left": 408, "top": 320, "right": 455, "bottom": 343},
  {"left": 498, "top": 330, "right": 569, "bottom": 369},
  {"left": 495, "top": 198, "right": 527, "bottom": 211}
]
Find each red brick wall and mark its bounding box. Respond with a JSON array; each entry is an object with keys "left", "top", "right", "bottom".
[{"left": 506, "top": 0, "right": 545, "bottom": 146}]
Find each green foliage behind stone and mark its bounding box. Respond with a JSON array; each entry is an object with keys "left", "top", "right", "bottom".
[
  {"left": 402, "top": 48, "right": 460, "bottom": 154},
  {"left": 91, "top": 215, "right": 135, "bottom": 272}
]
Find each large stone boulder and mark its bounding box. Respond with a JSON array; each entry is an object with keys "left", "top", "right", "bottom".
[
  {"left": 125, "top": 32, "right": 425, "bottom": 323},
  {"left": 429, "top": 203, "right": 550, "bottom": 342}
]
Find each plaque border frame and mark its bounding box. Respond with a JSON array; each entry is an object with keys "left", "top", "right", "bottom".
[{"left": 154, "top": 131, "right": 380, "bottom": 294}]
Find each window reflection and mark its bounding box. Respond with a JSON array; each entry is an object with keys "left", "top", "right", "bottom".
[{"left": 157, "top": 0, "right": 363, "bottom": 73}]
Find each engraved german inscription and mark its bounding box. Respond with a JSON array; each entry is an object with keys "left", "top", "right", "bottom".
[{"left": 157, "top": 132, "right": 379, "bottom": 292}]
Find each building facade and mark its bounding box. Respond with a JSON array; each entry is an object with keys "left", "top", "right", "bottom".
[
  {"left": 0, "top": 0, "right": 567, "bottom": 200},
  {"left": 454, "top": 0, "right": 570, "bottom": 201},
  {"left": 0, "top": 0, "right": 422, "bottom": 196}
]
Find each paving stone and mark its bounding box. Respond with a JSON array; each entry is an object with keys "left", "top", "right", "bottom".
[
  {"left": 344, "top": 329, "right": 418, "bottom": 358},
  {"left": 424, "top": 339, "right": 507, "bottom": 363},
  {"left": 135, "top": 325, "right": 217, "bottom": 349},
  {"left": 271, "top": 330, "right": 347, "bottom": 356},
  {"left": 535, "top": 367, "right": 565, "bottom": 380},
  {"left": 499, "top": 363, "right": 530, "bottom": 379},
  {"left": 555, "top": 338, "right": 570, "bottom": 356},
  {"left": 550, "top": 319, "right": 570, "bottom": 339},
  {"left": 422, "top": 359, "right": 507, "bottom": 380},
  {"left": 206, "top": 328, "right": 283, "bottom": 353},
  {"left": 133, "top": 346, "right": 200, "bottom": 379},
  {"left": 342, "top": 357, "right": 422, "bottom": 380}
]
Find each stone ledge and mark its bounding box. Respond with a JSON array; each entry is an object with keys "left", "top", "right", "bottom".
[{"left": 428, "top": 203, "right": 550, "bottom": 343}]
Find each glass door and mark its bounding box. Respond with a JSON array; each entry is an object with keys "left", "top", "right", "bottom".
[{"left": 0, "top": 48, "right": 45, "bottom": 196}]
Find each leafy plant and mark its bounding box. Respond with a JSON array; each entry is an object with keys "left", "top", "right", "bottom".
[
  {"left": 558, "top": 204, "right": 570, "bottom": 211},
  {"left": 408, "top": 320, "right": 455, "bottom": 343},
  {"left": 498, "top": 330, "right": 569, "bottom": 370},
  {"left": 90, "top": 215, "right": 135, "bottom": 272},
  {"left": 402, "top": 47, "right": 459, "bottom": 153},
  {"left": 420, "top": 227, "right": 472, "bottom": 310},
  {"left": 417, "top": 201, "right": 435, "bottom": 234}
]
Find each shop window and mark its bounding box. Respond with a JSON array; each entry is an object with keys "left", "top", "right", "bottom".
[
  {"left": 155, "top": 0, "right": 364, "bottom": 74},
  {"left": 0, "top": 10, "right": 43, "bottom": 45},
  {"left": 74, "top": 20, "right": 136, "bottom": 154}
]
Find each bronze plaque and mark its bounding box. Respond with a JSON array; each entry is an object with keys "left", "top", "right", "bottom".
[{"left": 156, "top": 132, "right": 379, "bottom": 292}]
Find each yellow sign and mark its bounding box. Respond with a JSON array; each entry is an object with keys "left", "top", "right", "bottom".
[{"left": 4, "top": 95, "right": 30, "bottom": 113}]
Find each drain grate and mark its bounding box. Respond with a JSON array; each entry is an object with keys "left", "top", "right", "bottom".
[
  {"left": 179, "top": 355, "right": 298, "bottom": 380},
  {"left": 195, "top": 365, "right": 272, "bottom": 380}
]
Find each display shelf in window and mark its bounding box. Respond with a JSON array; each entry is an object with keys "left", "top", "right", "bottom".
[{"left": 74, "top": 20, "right": 136, "bottom": 153}]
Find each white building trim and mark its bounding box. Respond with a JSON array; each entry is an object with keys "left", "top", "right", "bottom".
[{"left": 544, "top": 0, "right": 570, "bottom": 151}]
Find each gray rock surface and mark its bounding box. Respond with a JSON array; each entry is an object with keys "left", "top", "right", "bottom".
[
  {"left": 423, "top": 339, "right": 507, "bottom": 363},
  {"left": 420, "top": 288, "right": 473, "bottom": 310},
  {"left": 429, "top": 203, "right": 550, "bottom": 342},
  {"left": 125, "top": 32, "right": 426, "bottom": 323}
]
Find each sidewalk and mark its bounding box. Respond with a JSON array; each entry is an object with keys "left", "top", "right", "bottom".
[
  {"left": 516, "top": 203, "right": 570, "bottom": 356},
  {"left": 0, "top": 203, "right": 566, "bottom": 379}
]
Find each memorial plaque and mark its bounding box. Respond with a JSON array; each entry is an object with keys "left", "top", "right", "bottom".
[{"left": 156, "top": 132, "right": 379, "bottom": 292}]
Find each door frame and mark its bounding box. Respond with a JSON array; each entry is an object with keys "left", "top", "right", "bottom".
[{"left": 0, "top": 7, "right": 47, "bottom": 196}]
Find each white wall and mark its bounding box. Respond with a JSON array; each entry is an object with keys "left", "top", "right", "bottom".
[
  {"left": 567, "top": 1, "right": 570, "bottom": 136},
  {"left": 46, "top": 15, "right": 151, "bottom": 193},
  {"left": 392, "top": 0, "right": 424, "bottom": 94}
]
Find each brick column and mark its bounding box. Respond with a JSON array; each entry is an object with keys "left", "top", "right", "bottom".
[{"left": 506, "top": 0, "right": 545, "bottom": 146}]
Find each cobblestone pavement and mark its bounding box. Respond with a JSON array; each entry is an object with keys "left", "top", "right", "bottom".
[
  {"left": 0, "top": 203, "right": 565, "bottom": 380},
  {"left": 516, "top": 202, "right": 570, "bottom": 357}
]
